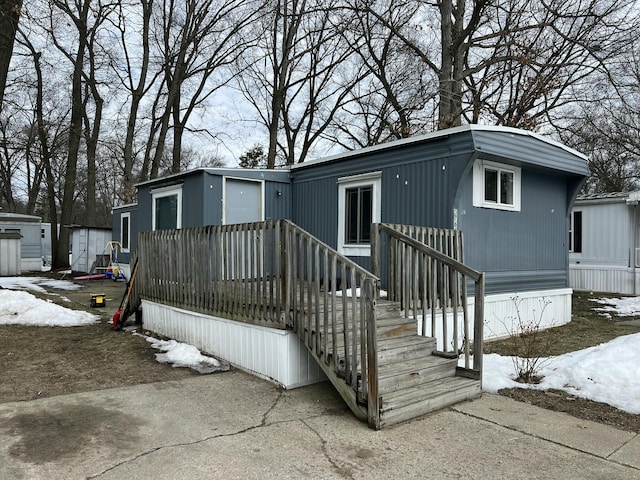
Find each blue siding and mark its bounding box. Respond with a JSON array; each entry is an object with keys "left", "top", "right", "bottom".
[
  {"left": 264, "top": 181, "right": 291, "bottom": 220},
  {"left": 112, "top": 204, "right": 139, "bottom": 253},
  {"left": 117, "top": 168, "right": 291, "bottom": 255},
  {"left": 115, "top": 127, "right": 588, "bottom": 295},
  {"left": 457, "top": 168, "right": 572, "bottom": 292},
  {"left": 292, "top": 127, "right": 588, "bottom": 294},
  {"left": 182, "top": 174, "right": 205, "bottom": 227},
  {"left": 203, "top": 173, "right": 223, "bottom": 224},
  {"left": 292, "top": 133, "right": 476, "bottom": 248}
]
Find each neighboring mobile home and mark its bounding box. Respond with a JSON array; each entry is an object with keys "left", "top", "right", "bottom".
[
  {"left": 113, "top": 125, "right": 588, "bottom": 393},
  {"left": 569, "top": 191, "right": 640, "bottom": 294},
  {"left": 0, "top": 212, "right": 43, "bottom": 272}
]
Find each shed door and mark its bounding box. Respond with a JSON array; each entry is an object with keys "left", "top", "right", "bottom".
[
  {"left": 223, "top": 178, "right": 263, "bottom": 280},
  {"left": 224, "top": 179, "right": 262, "bottom": 224}
]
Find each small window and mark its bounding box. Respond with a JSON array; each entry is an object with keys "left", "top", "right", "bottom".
[
  {"left": 345, "top": 185, "right": 373, "bottom": 244},
  {"left": 337, "top": 172, "right": 381, "bottom": 256},
  {"left": 569, "top": 210, "right": 582, "bottom": 253},
  {"left": 121, "top": 213, "right": 130, "bottom": 250},
  {"left": 152, "top": 185, "right": 182, "bottom": 230},
  {"left": 473, "top": 160, "right": 521, "bottom": 211}
]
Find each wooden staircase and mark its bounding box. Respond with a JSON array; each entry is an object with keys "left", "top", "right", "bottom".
[
  {"left": 313, "top": 298, "right": 481, "bottom": 429},
  {"left": 375, "top": 301, "right": 481, "bottom": 427}
]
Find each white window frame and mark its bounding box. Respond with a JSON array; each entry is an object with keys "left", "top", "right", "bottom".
[
  {"left": 472, "top": 159, "right": 521, "bottom": 212},
  {"left": 337, "top": 171, "right": 382, "bottom": 256},
  {"left": 151, "top": 185, "right": 183, "bottom": 231},
  {"left": 120, "top": 212, "right": 131, "bottom": 251}
]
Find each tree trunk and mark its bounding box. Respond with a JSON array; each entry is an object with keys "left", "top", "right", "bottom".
[
  {"left": 0, "top": 0, "right": 22, "bottom": 114},
  {"left": 55, "top": 23, "right": 88, "bottom": 268}
]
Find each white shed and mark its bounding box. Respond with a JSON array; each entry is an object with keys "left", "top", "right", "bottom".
[
  {"left": 0, "top": 212, "right": 43, "bottom": 272},
  {"left": 569, "top": 191, "right": 640, "bottom": 294},
  {"left": 0, "top": 232, "right": 21, "bottom": 275},
  {"left": 69, "top": 226, "right": 114, "bottom": 274}
]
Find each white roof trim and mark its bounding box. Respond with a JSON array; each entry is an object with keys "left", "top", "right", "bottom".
[
  {"left": 135, "top": 166, "right": 291, "bottom": 188},
  {"left": 292, "top": 124, "right": 587, "bottom": 170}
]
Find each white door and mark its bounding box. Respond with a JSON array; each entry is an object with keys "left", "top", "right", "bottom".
[{"left": 223, "top": 179, "right": 264, "bottom": 280}]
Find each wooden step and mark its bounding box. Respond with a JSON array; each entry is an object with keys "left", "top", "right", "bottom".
[
  {"left": 375, "top": 300, "right": 402, "bottom": 319},
  {"left": 377, "top": 356, "right": 458, "bottom": 394},
  {"left": 313, "top": 317, "right": 417, "bottom": 343},
  {"left": 379, "top": 376, "right": 481, "bottom": 428},
  {"left": 377, "top": 335, "right": 436, "bottom": 363}
]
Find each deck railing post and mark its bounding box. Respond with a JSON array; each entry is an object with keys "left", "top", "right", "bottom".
[
  {"left": 371, "top": 223, "right": 380, "bottom": 299},
  {"left": 364, "top": 277, "right": 380, "bottom": 429},
  {"left": 473, "top": 273, "right": 485, "bottom": 381}
]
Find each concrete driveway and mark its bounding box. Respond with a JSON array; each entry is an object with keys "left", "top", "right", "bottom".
[{"left": 0, "top": 370, "right": 638, "bottom": 480}]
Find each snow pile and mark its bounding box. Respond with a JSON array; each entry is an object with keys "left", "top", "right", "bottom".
[
  {"left": 143, "top": 336, "right": 229, "bottom": 374},
  {"left": 0, "top": 276, "right": 83, "bottom": 293},
  {"left": 483, "top": 294, "right": 640, "bottom": 414},
  {"left": 483, "top": 333, "right": 640, "bottom": 414},
  {"left": 0, "top": 289, "right": 98, "bottom": 326},
  {"left": 590, "top": 296, "right": 640, "bottom": 317}
]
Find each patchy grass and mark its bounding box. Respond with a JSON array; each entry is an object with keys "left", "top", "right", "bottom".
[
  {"left": 485, "top": 291, "right": 640, "bottom": 433},
  {"left": 0, "top": 273, "right": 199, "bottom": 404}
]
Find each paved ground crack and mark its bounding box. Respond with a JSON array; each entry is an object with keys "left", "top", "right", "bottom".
[
  {"left": 301, "top": 419, "right": 354, "bottom": 479},
  {"left": 87, "top": 391, "right": 285, "bottom": 479},
  {"left": 456, "top": 410, "right": 640, "bottom": 472}
]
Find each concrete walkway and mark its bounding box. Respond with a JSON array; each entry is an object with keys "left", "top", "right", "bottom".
[{"left": 0, "top": 371, "right": 638, "bottom": 480}]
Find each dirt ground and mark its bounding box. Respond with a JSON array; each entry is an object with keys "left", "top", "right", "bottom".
[
  {"left": 1, "top": 274, "right": 639, "bottom": 433},
  {"left": 0, "top": 273, "right": 198, "bottom": 404}
]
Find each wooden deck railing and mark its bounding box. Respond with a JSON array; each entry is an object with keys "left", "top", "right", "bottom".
[
  {"left": 137, "top": 220, "right": 483, "bottom": 423},
  {"left": 137, "top": 220, "right": 379, "bottom": 422},
  {"left": 138, "top": 222, "right": 288, "bottom": 325},
  {"left": 371, "top": 223, "right": 484, "bottom": 376}
]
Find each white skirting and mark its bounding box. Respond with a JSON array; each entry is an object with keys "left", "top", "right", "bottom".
[
  {"left": 570, "top": 264, "right": 640, "bottom": 295},
  {"left": 142, "top": 288, "right": 572, "bottom": 386},
  {"left": 478, "top": 288, "right": 572, "bottom": 341},
  {"left": 141, "top": 300, "right": 327, "bottom": 389},
  {"left": 417, "top": 288, "right": 572, "bottom": 346}
]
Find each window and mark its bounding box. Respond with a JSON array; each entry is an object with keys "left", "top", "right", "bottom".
[
  {"left": 473, "top": 159, "right": 521, "bottom": 211},
  {"left": 152, "top": 185, "right": 182, "bottom": 230},
  {"left": 337, "top": 172, "right": 381, "bottom": 256},
  {"left": 346, "top": 185, "right": 372, "bottom": 244},
  {"left": 569, "top": 210, "right": 582, "bottom": 253},
  {"left": 121, "top": 212, "right": 130, "bottom": 250}
]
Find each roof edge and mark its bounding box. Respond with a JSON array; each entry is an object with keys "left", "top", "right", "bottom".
[{"left": 291, "top": 125, "right": 587, "bottom": 170}]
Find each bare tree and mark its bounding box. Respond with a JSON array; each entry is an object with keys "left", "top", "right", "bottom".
[
  {"left": 44, "top": 0, "right": 107, "bottom": 266},
  {"left": 236, "top": 0, "right": 365, "bottom": 166},
  {"left": 466, "top": 0, "right": 637, "bottom": 129},
  {"left": 141, "top": 0, "right": 263, "bottom": 179},
  {"left": 327, "top": 1, "right": 437, "bottom": 148},
  {"left": 0, "top": 0, "right": 22, "bottom": 114},
  {"left": 359, "top": 0, "right": 636, "bottom": 131},
  {"left": 109, "top": 0, "right": 159, "bottom": 202},
  {"left": 558, "top": 44, "right": 640, "bottom": 193}
]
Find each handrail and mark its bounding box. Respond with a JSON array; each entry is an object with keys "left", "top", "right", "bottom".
[
  {"left": 279, "top": 220, "right": 380, "bottom": 424},
  {"left": 372, "top": 223, "right": 484, "bottom": 377}
]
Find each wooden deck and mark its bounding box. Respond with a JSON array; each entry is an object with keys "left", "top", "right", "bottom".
[{"left": 136, "top": 220, "right": 484, "bottom": 429}]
